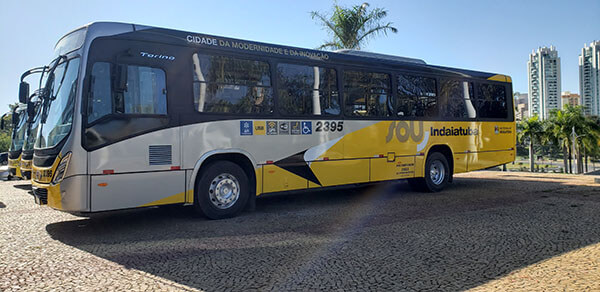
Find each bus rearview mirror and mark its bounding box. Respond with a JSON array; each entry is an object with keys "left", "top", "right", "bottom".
[{"left": 19, "top": 82, "right": 30, "bottom": 104}]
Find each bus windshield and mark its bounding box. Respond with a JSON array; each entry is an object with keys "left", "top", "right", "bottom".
[
  {"left": 35, "top": 58, "right": 80, "bottom": 149},
  {"left": 10, "top": 110, "right": 27, "bottom": 151},
  {"left": 54, "top": 27, "right": 86, "bottom": 58},
  {"left": 23, "top": 104, "right": 41, "bottom": 151}
]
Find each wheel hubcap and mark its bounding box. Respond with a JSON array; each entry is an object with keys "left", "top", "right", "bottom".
[
  {"left": 429, "top": 160, "right": 445, "bottom": 185},
  {"left": 208, "top": 173, "right": 240, "bottom": 209}
]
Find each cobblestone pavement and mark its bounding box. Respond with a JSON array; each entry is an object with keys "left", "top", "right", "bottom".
[{"left": 1, "top": 171, "right": 600, "bottom": 291}]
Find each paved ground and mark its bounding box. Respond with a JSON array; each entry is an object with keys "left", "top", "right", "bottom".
[{"left": 1, "top": 171, "right": 600, "bottom": 291}]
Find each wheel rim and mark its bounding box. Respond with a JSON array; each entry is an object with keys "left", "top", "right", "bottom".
[
  {"left": 208, "top": 173, "right": 240, "bottom": 209},
  {"left": 429, "top": 160, "right": 445, "bottom": 185}
]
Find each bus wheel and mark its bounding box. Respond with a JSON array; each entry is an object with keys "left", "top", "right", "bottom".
[
  {"left": 195, "top": 161, "right": 249, "bottom": 219},
  {"left": 423, "top": 152, "right": 450, "bottom": 192},
  {"left": 409, "top": 152, "right": 450, "bottom": 192}
]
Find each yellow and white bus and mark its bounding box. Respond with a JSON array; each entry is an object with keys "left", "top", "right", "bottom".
[
  {"left": 28, "top": 22, "right": 515, "bottom": 219},
  {"left": 19, "top": 67, "right": 47, "bottom": 180},
  {"left": 6, "top": 104, "right": 27, "bottom": 179}
]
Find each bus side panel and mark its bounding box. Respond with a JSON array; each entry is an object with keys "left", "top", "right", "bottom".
[
  {"left": 185, "top": 170, "right": 194, "bottom": 203},
  {"left": 90, "top": 171, "right": 185, "bottom": 211},
  {"left": 370, "top": 156, "right": 415, "bottom": 182},
  {"left": 467, "top": 150, "right": 514, "bottom": 171},
  {"left": 453, "top": 153, "right": 468, "bottom": 174},
  {"left": 309, "top": 159, "right": 370, "bottom": 187},
  {"left": 414, "top": 155, "right": 425, "bottom": 178},
  {"left": 262, "top": 164, "right": 307, "bottom": 193}
]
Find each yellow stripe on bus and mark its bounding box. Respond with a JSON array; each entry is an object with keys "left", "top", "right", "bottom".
[
  {"left": 139, "top": 191, "right": 187, "bottom": 207},
  {"left": 487, "top": 74, "right": 510, "bottom": 82}
]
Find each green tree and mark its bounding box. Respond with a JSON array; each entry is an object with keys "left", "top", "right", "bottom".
[
  {"left": 548, "top": 108, "right": 575, "bottom": 173},
  {"left": 518, "top": 115, "right": 544, "bottom": 172},
  {"left": 547, "top": 105, "right": 595, "bottom": 173},
  {"left": 311, "top": 2, "right": 397, "bottom": 50},
  {"left": 578, "top": 115, "right": 600, "bottom": 173},
  {"left": 0, "top": 105, "right": 16, "bottom": 152}
]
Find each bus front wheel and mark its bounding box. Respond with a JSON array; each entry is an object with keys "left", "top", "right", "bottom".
[
  {"left": 409, "top": 152, "right": 450, "bottom": 192},
  {"left": 195, "top": 161, "right": 249, "bottom": 219}
]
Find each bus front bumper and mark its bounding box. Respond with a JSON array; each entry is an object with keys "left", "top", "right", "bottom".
[
  {"left": 20, "top": 159, "right": 32, "bottom": 180},
  {"left": 32, "top": 176, "right": 88, "bottom": 212},
  {"left": 32, "top": 185, "right": 48, "bottom": 205},
  {"left": 21, "top": 170, "right": 31, "bottom": 180}
]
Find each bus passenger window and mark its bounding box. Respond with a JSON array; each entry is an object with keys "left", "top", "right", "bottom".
[
  {"left": 439, "top": 79, "right": 475, "bottom": 119},
  {"left": 277, "top": 63, "right": 339, "bottom": 116},
  {"left": 344, "top": 71, "right": 391, "bottom": 117},
  {"left": 476, "top": 84, "right": 508, "bottom": 119},
  {"left": 88, "top": 62, "right": 167, "bottom": 123},
  {"left": 192, "top": 53, "right": 273, "bottom": 115},
  {"left": 397, "top": 74, "right": 437, "bottom": 118}
]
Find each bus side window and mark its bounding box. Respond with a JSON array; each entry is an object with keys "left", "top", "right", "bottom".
[
  {"left": 277, "top": 63, "right": 339, "bottom": 116},
  {"left": 344, "top": 71, "right": 391, "bottom": 117},
  {"left": 439, "top": 79, "right": 475, "bottom": 120},
  {"left": 191, "top": 53, "right": 273, "bottom": 115},
  {"left": 476, "top": 83, "right": 508, "bottom": 119},
  {"left": 396, "top": 74, "right": 437, "bottom": 118}
]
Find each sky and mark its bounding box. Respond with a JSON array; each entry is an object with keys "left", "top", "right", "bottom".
[{"left": 0, "top": 0, "right": 598, "bottom": 111}]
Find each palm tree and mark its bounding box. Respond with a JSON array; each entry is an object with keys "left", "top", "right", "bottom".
[
  {"left": 578, "top": 115, "right": 600, "bottom": 173},
  {"left": 547, "top": 105, "right": 596, "bottom": 173},
  {"left": 311, "top": 2, "right": 397, "bottom": 50},
  {"left": 518, "top": 115, "right": 544, "bottom": 172},
  {"left": 548, "top": 108, "right": 575, "bottom": 173}
]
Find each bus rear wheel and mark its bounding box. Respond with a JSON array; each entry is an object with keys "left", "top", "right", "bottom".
[
  {"left": 409, "top": 152, "right": 450, "bottom": 192},
  {"left": 195, "top": 161, "right": 249, "bottom": 219}
]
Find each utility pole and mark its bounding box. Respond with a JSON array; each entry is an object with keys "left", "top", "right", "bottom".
[
  {"left": 572, "top": 127, "right": 577, "bottom": 174},
  {"left": 571, "top": 126, "right": 587, "bottom": 174}
]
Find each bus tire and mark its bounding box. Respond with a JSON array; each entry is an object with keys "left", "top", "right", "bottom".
[
  {"left": 422, "top": 152, "right": 450, "bottom": 192},
  {"left": 194, "top": 161, "right": 249, "bottom": 220}
]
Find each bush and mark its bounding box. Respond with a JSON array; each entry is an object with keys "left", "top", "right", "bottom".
[{"left": 0, "top": 132, "right": 10, "bottom": 152}]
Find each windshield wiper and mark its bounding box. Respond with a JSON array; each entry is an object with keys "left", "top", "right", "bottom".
[{"left": 40, "top": 55, "right": 67, "bottom": 123}]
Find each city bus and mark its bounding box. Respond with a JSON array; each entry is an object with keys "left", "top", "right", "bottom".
[
  {"left": 19, "top": 67, "right": 47, "bottom": 180},
  {"left": 20, "top": 99, "right": 42, "bottom": 180},
  {"left": 7, "top": 104, "right": 27, "bottom": 179},
  {"left": 28, "top": 22, "right": 515, "bottom": 219}
]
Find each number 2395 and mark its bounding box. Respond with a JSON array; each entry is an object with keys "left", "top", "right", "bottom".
[{"left": 315, "top": 121, "right": 343, "bottom": 132}]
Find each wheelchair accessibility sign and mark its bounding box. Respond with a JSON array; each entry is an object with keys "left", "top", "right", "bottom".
[{"left": 301, "top": 121, "right": 312, "bottom": 135}]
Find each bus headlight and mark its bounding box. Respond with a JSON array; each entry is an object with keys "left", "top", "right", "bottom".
[{"left": 51, "top": 152, "right": 72, "bottom": 184}]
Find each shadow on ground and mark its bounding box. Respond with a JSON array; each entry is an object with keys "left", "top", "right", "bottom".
[
  {"left": 13, "top": 183, "right": 32, "bottom": 190},
  {"left": 46, "top": 176, "right": 600, "bottom": 291}
]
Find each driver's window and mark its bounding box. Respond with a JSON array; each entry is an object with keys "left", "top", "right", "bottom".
[
  {"left": 89, "top": 62, "right": 112, "bottom": 122},
  {"left": 88, "top": 62, "right": 167, "bottom": 123}
]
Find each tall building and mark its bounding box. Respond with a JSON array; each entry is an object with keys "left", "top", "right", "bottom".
[
  {"left": 514, "top": 93, "right": 528, "bottom": 120},
  {"left": 561, "top": 91, "right": 580, "bottom": 108},
  {"left": 579, "top": 41, "right": 600, "bottom": 116},
  {"left": 528, "top": 46, "right": 561, "bottom": 120}
]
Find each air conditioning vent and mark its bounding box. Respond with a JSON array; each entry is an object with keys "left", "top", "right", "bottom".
[{"left": 149, "top": 145, "right": 172, "bottom": 165}]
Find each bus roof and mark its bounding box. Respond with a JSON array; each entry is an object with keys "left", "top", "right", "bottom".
[{"left": 79, "top": 22, "right": 511, "bottom": 83}]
